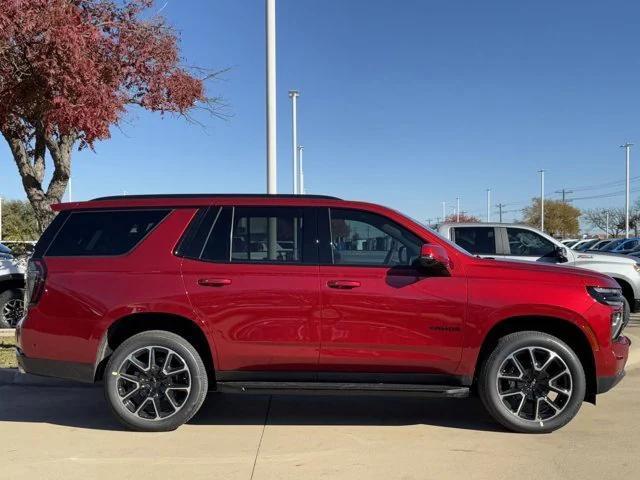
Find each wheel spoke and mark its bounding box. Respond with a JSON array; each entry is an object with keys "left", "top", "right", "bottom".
[
  {"left": 122, "top": 386, "right": 142, "bottom": 401},
  {"left": 537, "top": 351, "right": 557, "bottom": 373},
  {"left": 129, "top": 354, "right": 149, "bottom": 373},
  {"left": 548, "top": 383, "right": 571, "bottom": 396}
]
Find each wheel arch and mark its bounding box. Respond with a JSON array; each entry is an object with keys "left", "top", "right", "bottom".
[
  {"left": 474, "top": 316, "right": 597, "bottom": 404},
  {"left": 95, "top": 312, "right": 216, "bottom": 385}
]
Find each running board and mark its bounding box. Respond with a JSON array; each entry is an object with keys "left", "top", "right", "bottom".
[{"left": 215, "top": 381, "right": 470, "bottom": 398}]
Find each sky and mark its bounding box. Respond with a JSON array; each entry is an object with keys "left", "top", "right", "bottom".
[{"left": 2, "top": 0, "right": 640, "bottom": 225}]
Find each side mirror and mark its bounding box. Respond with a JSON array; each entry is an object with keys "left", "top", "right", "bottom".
[
  {"left": 555, "top": 246, "right": 568, "bottom": 263},
  {"left": 418, "top": 244, "right": 451, "bottom": 274}
]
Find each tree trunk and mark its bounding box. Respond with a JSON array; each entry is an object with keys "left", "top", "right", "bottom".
[{"left": 2, "top": 131, "right": 74, "bottom": 234}]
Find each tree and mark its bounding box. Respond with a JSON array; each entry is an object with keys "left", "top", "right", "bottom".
[
  {"left": 444, "top": 213, "right": 481, "bottom": 223},
  {"left": 0, "top": 0, "right": 220, "bottom": 232},
  {"left": 522, "top": 198, "right": 581, "bottom": 237},
  {"left": 584, "top": 208, "right": 624, "bottom": 237},
  {"left": 1, "top": 199, "right": 39, "bottom": 241}
]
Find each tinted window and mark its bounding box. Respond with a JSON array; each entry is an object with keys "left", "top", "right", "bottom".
[
  {"left": 452, "top": 227, "right": 497, "bottom": 255},
  {"left": 506, "top": 228, "right": 556, "bottom": 256},
  {"left": 328, "top": 209, "right": 422, "bottom": 266},
  {"left": 231, "top": 207, "right": 306, "bottom": 263},
  {"left": 46, "top": 210, "right": 170, "bottom": 256}
]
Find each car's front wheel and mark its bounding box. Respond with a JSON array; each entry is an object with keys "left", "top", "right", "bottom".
[
  {"left": 0, "top": 288, "right": 25, "bottom": 328},
  {"left": 104, "top": 330, "right": 208, "bottom": 432},
  {"left": 478, "top": 331, "right": 586, "bottom": 433}
]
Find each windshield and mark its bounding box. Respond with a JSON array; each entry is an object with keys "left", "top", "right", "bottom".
[{"left": 0, "top": 243, "right": 12, "bottom": 255}]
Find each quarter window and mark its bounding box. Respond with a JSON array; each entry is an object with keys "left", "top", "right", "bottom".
[
  {"left": 328, "top": 209, "right": 422, "bottom": 266},
  {"left": 506, "top": 228, "right": 556, "bottom": 257},
  {"left": 46, "top": 209, "right": 170, "bottom": 257}
]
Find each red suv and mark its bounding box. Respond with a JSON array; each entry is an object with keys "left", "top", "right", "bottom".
[{"left": 16, "top": 194, "right": 630, "bottom": 433}]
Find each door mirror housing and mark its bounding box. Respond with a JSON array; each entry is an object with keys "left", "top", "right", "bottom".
[
  {"left": 418, "top": 244, "right": 451, "bottom": 274},
  {"left": 555, "top": 246, "right": 568, "bottom": 263}
]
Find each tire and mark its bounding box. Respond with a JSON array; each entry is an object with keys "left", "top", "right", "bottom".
[
  {"left": 0, "top": 288, "right": 25, "bottom": 329},
  {"left": 478, "top": 331, "right": 586, "bottom": 433},
  {"left": 104, "top": 330, "right": 208, "bottom": 432}
]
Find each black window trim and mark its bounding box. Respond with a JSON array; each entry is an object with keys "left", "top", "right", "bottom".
[
  {"left": 320, "top": 207, "right": 426, "bottom": 269},
  {"left": 43, "top": 208, "right": 173, "bottom": 258},
  {"left": 176, "top": 205, "right": 320, "bottom": 266}
]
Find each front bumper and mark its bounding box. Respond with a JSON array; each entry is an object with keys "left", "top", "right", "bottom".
[
  {"left": 16, "top": 348, "right": 94, "bottom": 383},
  {"left": 596, "top": 334, "right": 631, "bottom": 394}
]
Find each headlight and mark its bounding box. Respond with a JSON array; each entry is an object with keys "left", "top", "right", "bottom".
[{"left": 586, "top": 286, "right": 624, "bottom": 307}]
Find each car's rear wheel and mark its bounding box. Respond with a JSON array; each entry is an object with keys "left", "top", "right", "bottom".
[
  {"left": 0, "top": 288, "right": 25, "bottom": 328},
  {"left": 104, "top": 330, "right": 208, "bottom": 432},
  {"left": 478, "top": 331, "right": 586, "bottom": 433}
]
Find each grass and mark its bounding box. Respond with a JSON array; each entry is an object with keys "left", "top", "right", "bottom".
[{"left": 0, "top": 336, "right": 17, "bottom": 369}]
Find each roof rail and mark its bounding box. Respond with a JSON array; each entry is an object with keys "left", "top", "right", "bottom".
[{"left": 91, "top": 193, "right": 342, "bottom": 201}]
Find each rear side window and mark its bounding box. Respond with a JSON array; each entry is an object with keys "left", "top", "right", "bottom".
[
  {"left": 452, "top": 227, "right": 497, "bottom": 255},
  {"left": 46, "top": 210, "right": 170, "bottom": 257},
  {"left": 506, "top": 228, "right": 555, "bottom": 257}
]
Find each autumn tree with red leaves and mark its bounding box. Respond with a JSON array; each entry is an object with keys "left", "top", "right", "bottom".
[{"left": 0, "top": 0, "right": 219, "bottom": 231}]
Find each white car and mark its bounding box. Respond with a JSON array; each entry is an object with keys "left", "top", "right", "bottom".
[
  {"left": 438, "top": 223, "right": 640, "bottom": 311},
  {"left": 560, "top": 238, "right": 579, "bottom": 247},
  {"left": 0, "top": 243, "right": 26, "bottom": 328}
]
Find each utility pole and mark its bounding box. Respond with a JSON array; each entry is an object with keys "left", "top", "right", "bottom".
[
  {"left": 496, "top": 203, "right": 504, "bottom": 223},
  {"left": 289, "top": 90, "right": 299, "bottom": 194},
  {"left": 539, "top": 170, "right": 545, "bottom": 232},
  {"left": 456, "top": 197, "right": 460, "bottom": 222},
  {"left": 266, "top": 0, "right": 277, "bottom": 194},
  {"left": 298, "top": 145, "right": 305, "bottom": 194},
  {"left": 486, "top": 189, "right": 491, "bottom": 222},
  {"left": 621, "top": 142, "right": 633, "bottom": 238},
  {"left": 555, "top": 188, "right": 573, "bottom": 203}
]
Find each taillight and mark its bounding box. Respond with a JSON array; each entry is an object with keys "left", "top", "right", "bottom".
[{"left": 25, "top": 258, "right": 47, "bottom": 306}]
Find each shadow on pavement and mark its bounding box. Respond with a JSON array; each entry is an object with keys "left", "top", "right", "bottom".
[{"left": 0, "top": 377, "right": 503, "bottom": 432}]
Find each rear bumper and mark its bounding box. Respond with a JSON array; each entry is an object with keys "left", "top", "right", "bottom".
[
  {"left": 16, "top": 348, "right": 94, "bottom": 383},
  {"left": 597, "top": 370, "right": 626, "bottom": 394}
]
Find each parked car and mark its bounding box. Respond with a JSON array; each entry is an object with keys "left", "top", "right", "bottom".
[
  {"left": 17, "top": 195, "right": 630, "bottom": 433},
  {"left": 589, "top": 239, "right": 614, "bottom": 251},
  {"left": 605, "top": 238, "right": 640, "bottom": 253},
  {"left": 0, "top": 243, "right": 26, "bottom": 328},
  {"left": 438, "top": 223, "right": 640, "bottom": 311},
  {"left": 561, "top": 239, "right": 579, "bottom": 247},
  {"left": 600, "top": 238, "right": 627, "bottom": 251},
  {"left": 573, "top": 239, "right": 600, "bottom": 251}
]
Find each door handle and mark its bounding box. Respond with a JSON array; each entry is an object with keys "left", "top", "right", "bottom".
[
  {"left": 327, "top": 280, "right": 361, "bottom": 289},
  {"left": 198, "top": 278, "right": 232, "bottom": 287}
]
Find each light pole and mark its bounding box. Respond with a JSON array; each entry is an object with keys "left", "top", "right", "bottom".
[
  {"left": 606, "top": 210, "right": 610, "bottom": 238},
  {"left": 289, "top": 90, "right": 299, "bottom": 194},
  {"left": 266, "top": 0, "right": 277, "bottom": 194},
  {"left": 496, "top": 203, "right": 504, "bottom": 223},
  {"left": 486, "top": 189, "right": 491, "bottom": 222},
  {"left": 298, "top": 145, "right": 305, "bottom": 194},
  {"left": 539, "top": 170, "right": 545, "bottom": 232},
  {"left": 621, "top": 142, "right": 633, "bottom": 238},
  {"left": 442, "top": 201, "right": 446, "bottom": 221},
  {"left": 456, "top": 197, "right": 460, "bottom": 222},
  {"left": 0, "top": 196, "right": 3, "bottom": 242}
]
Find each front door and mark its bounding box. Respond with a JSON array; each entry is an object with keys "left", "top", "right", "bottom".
[
  {"left": 317, "top": 208, "right": 465, "bottom": 376},
  {"left": 181, "top": 206, "right": 321, "bottom": 374}
]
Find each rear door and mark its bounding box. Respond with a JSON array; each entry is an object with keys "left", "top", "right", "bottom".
[
  {"left": 449, "top": 226, "right": 500, "bottom": 257},
  {"left": 180, "top": 206, "right": 321, "bottom": 375}
]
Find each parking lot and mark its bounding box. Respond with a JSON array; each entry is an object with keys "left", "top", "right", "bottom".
[{"left": 1, "top": 318, "right": 639, "bottom": 480}]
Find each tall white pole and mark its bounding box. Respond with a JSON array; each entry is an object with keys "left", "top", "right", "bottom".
[
  {"left": 486, "top": 189, "right": 491, "bottom": 222},
  {"left": 456, "top": 197, "right": 460, "bottom": 222},
  {"left": 0, "top": 197, "right": 3, "bottom": 242},
  {"left": 606, "top": 210, "right": 610, "bottom": 238},
  {"left": 68, "top": 178, "right": 72, "bottom": 202},
  {"left": 442, "top": 201, "right": 446, "bottom": 221},
  {"left": 266, "top": 0, "right": 277, "bottom": 194},
  {"left": 539, "top": 170, "right": 545, "bottom": 232},
  {"left": 621, "top": 142, "right": 633, "bottom": 238},
  {"left": 298, "top": 145, "right": 305, "bottom": 194},
  {"left": 289, "top": 91, "right": 299, "bottom": 194}
]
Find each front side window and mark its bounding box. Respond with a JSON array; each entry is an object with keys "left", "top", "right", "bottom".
[
  {"left": 452, "top": 227, "right": 497, "bottom": 255},
  {"left": 328, "top": 209, "right": 422, "bottom": 266},
  {"left": 506, "top": 228, "right": 556, "bottom": 257},
  {"left": 46, "top": 209, "right": 170, "bottom": 256}
]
